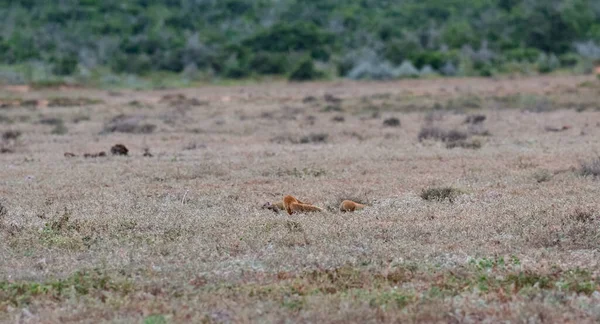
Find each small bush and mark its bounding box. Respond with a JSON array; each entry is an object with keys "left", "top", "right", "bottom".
[
  {"left": 383, "top": 117, "right": 400, "bottom": 127},
  {"left": 440, "top": 62, "right": 458, "bottom": 76},
  {"left": 289, "top": 57, "right": 324, "bottom": 81},
  {"left": 420, "top": 187, "right": 464, "bottom": 203},
  {"left": 418, "top": 126, "right": 446, "bottom": 142},
  {"left": 300, "top": 133, "right": 328, "bottom": 144},
  {"left": 533, "top": 169, "right": 552, "bottom": 183},
  {"left": 445, "top": 129, "right": 469, "bottom": 142},
  {"left": 581, "top": 157, "right": 600, "bottom": 177},
  {"left": 331, "top": 116, "right": 345, "bottom": 123},
  {"left": 39, "top": 117, "right": 64, "bottom": 126},
  {"left": 570, "top": 208, "right": 595, "bottom": 223},
  {"left": 536, "top": 53, "right": 560, "bottom": 74},
  {"left": 0, "top": 201, "right": 7, "bottom": 218},
  {"left": 418, "top": 127, "right": 468, "bottom": 143},
  {"left": 52, "top": 56, "right": 79, "bottom": 76},
  {"left": 2, "top": 130, "right": 21, "bottom": 141},
  {"left": 51, "top": 122, "right": 69, "bottom": 135},
  {"left": 446, "top": 139, "right": 482, "bottom": 149},
  {"left": 395, "top": 60, "right": 420, "bottom": 78},
  {"left": 464, "top": 114, "right": 486, "bottom": 124},
  {"left": 272, "top": 133, "right": 329, "bottom": 144},
  {"left": 347, "top": 60, "right": 398, "bottom": 80},
  {"left": 102, "top": 115, "right": 156, "bottom": 134},
  {"left": 48, "top": 97, "right": 103, "bottom": 107}
]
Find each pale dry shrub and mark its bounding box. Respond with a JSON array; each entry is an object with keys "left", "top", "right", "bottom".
[
  {"left": 418, "top": 126, "right": 468, "bottom": 143},
  {"left": 581, "top": 157, "right": 600, "bottom": 177},
  {"left": 420, "top": 187, "right": 464, "bottom": 203},
  {"left": 102, "top": 114, "right": 157, "bottom": 134}
]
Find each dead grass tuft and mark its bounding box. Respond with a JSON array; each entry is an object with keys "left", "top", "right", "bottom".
[
  {"left": 533, "top": 169, "right": 553, "bottom": 183},
  {"left": 2, "top": 130, "right": 21, "bottom": 141},
  {"left": 331, "top": 115, "right": 345, "bottom": 123},
  {"left": 445, "top": 138, "right": 482, "bottom": 149},
  {"left": 464, "top": 114, "right": 486, "bottom": 124},
  {"left": 418, "top": 126, "right": 468, "bottom": 144},
  {"left": 102, "top": 114, "right": 157, "bottom": 134},
  {"left": 570, "top": 208, "right": 596, "bottom": 223},
  {"left": 581, "top": 157, "right": 600, "bottom": 177}
]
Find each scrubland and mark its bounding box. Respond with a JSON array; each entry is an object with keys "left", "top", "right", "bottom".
[{"left": 1, "top": 75, "right": 600, "bottom": 323}]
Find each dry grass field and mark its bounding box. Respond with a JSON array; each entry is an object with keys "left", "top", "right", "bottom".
[{"left": 1, "top": 75, "right": 600, "bottom": 323}]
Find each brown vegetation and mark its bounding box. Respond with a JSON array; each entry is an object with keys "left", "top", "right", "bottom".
[{"left": 1, "top": 75, "right": 599, "bottom": 322}]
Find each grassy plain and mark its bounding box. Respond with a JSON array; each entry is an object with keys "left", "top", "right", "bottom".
[{"left": 1, "top": 75, "right": 600, "bottom": 323}]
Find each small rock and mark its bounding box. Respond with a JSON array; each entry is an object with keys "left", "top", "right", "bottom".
[{"left": 64, "top": 152, "right": 77, "bottom": 158}]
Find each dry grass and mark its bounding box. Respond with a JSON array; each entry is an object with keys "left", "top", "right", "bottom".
[{"left": 1, "top": 75, "right": 600, "bottom": 323}]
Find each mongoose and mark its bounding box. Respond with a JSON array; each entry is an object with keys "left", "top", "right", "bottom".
[
  {"left": 283, "top": 195, "right": 323, "bottom": 215},
  {"left": 339, "top": 200, "right": 367, "bottom": 212}
]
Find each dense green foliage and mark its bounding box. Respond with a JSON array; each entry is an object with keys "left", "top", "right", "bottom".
[{"left": 0, "top": 0, "right": 599, "bottom": 82}]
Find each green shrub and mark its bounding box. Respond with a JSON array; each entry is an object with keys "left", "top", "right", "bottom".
[
  {"left": 504, "top": 48, "right": 542, "bottom": 63},
  {"left": 52, "top": 56, "right": 78, "bottom": 76},
  {"left": 289, "top": 57, "right": 324, "bottom": 81},
  {"left": 249, "top": 52, "right": 289, "bottom": 75}
]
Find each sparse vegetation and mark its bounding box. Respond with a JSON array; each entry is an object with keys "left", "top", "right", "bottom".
[
  {"left": 51, "top": 122, "right": 68, "bottom": 135},
  {"left": 102, "top": 115, "right": 157, "bottom": 134},
  {"left": 445, "top": 138, "right": 482, "bottom": 149},
  {"left": 420, "top": 187, "right": 464, "bottom": 203},
  {"left": 1, "top": 130, "right": 21, "bottom": 141},
  {"left": 383, "top": 117, "right": 401, "bottom": 127},
  {"left": 533, "top": 169, "right": 553, "bottom": 183},
  {"left": 1, "top": 76, "right": 599, "bottom": 322},
  {"left": 464, "top": 114, "right": 486, "bottom": 124},
  {"left": 581, "top": 157, "right": 600, "bottom": 177},
  {"left": 273, "top": 133, "right": 329, "bottom": 144},
  {"left": 418, "top": 126, "right": 469, "bottom": 144}
]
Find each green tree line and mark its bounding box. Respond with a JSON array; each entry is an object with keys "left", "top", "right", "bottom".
[{"left": 0, "top": 0, "right": 599, "bottom": 82}]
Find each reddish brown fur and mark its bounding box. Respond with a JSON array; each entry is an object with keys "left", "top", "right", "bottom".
[{"left": 339, "top": 200, "right": 367, "bottom": 212}]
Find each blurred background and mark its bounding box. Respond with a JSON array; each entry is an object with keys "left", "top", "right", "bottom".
[{"left": 0, "top": 0, "right": 599, "bottom": 88}]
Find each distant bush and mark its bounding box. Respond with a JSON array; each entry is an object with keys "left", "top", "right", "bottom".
[
  {"left": 52, "top": 55, "right": 78, "bottom": 76},
  {"left": 581, "top": 157, "right": 600, "bottom": 177},
  {"left": 533, "top": 169, "right": 553, "bottom": 183},
  {"left": 102, "top": 115, "right": 156, "bottom": 134},
  {"left": 299, "top": 133, "right": 328, "bottom": 144},
  {"left": 289, "top": 57, "right": 324, "bottom": 81},
  {"left": 420, "top": 187, "right": 464, "bottom": 203},
  {"left": 0, "top": 1, "right": 598, "bottom": 81},
  {"left": 395, "top": 61, "right": 420, "bottom": 78},
  {"left": 347, "top": 60, "right": 398, "bottom": 80},
  {"left": 575, "top": 41, "right": 600, "bottom": 61},
  {"left": 249, "top": 52, "right": 289, "bottom": 75},
  {"left": 446, "top": 138, "right": 482, "bottom": 149},
  {"left": 536, "top": 53, "right": 560, "bottom": 74},
  {"left": 464, "top": 114, "right": 486, "bottom": 124},
  {"left": 504, "top": 48, "right": 542, "bottom": 63},
  {"left": 418, "top": 126, "right": 468, "bottom": 143},
  {"left": 383, "top": 117, "right": 401, "bottom": 127}
]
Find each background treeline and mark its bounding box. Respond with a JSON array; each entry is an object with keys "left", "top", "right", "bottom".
[{"left": 1, "top": 0, "right": 600, "bottom": 85}]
